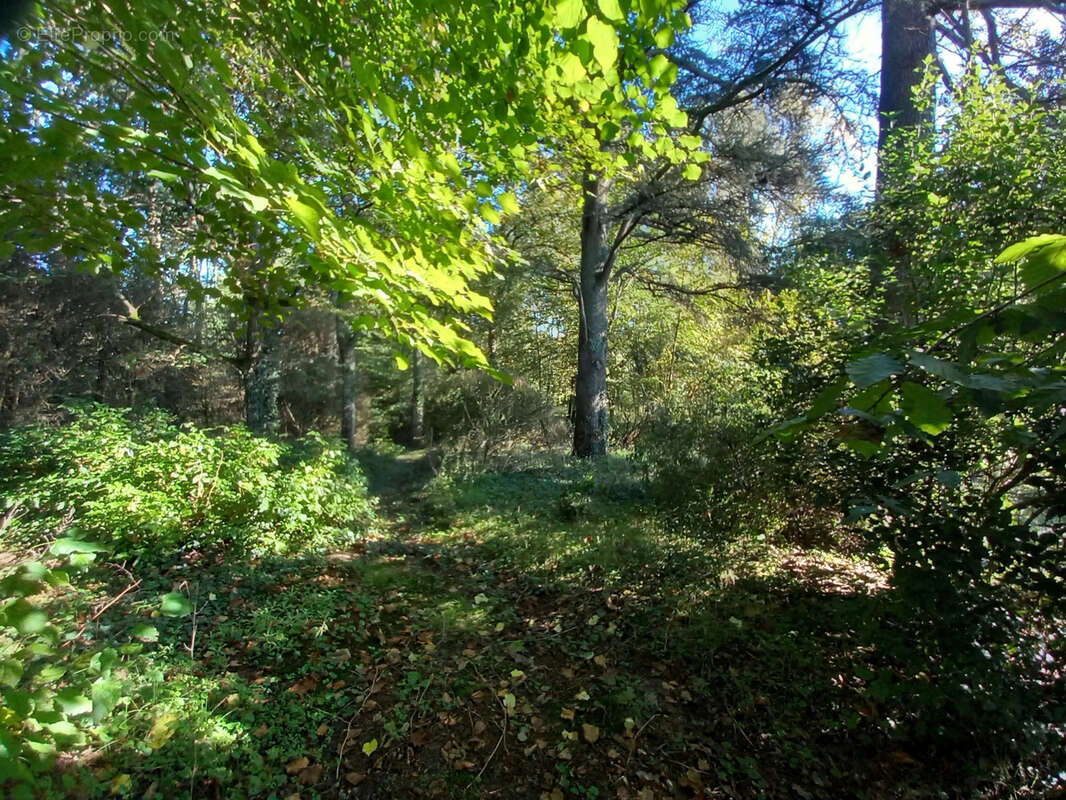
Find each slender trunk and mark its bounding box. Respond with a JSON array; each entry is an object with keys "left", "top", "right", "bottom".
[
  {"left": 244, "top": 310, "right": 281, "bottom": 435},
  {"left": 409, "top": 349, "right": 424, "bottom": 450},
  {"left": 335, "top": 316, "right": 366, "bottom": 453},
  {"left": 573, "top": 174, "right": 611, "bottom": 458}
]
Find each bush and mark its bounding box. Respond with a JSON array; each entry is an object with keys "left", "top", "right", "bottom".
[{"left": 0, "top": 403, "right": 376, "bottom": 560}]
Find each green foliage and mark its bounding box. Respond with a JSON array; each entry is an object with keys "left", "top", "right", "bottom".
[
  {"left": 874, "top": 65, "right": 1066, "bottom": 322},
  {"left": 0, "top": 539, "right": 130, "bottom": 789},
  {"left": 0, "top": 404, "right": 375, "bottom": 560},
  {"left": 0, "top": 0, "right": 698, "bottom": 369}
]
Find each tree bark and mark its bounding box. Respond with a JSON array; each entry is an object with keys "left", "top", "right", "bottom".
[
  {"left": 573, "top": 174, "right": 611, "bottom": 458},
  {"left": 876, "top": 0, "right": 936, "bottom": 325},
  {"left": 244, "top": 310, "right": 281, "bottom": 435},
  {"left": 877, "top": 0, "right": 935, "bottom": 167},
  {"left": 409, "top": 349, "right": 425, "bottom": 450},
  {"left": 335, "top": 315, "right": 366, "bottom": 453}
]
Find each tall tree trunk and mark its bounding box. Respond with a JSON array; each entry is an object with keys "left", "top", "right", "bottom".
[
  {"left": 409, "top": 349, "right": 424, "bottom": 450},
  {"left": 876, "top": 0, "right": 935, "bottom": 325},
  {"left": 877, "top": 0, "right": 935, "bottom": 159},
  {"left": 573, "top": 174, "right": 611, "bottom": 458},
  {"left": 244, "top": 310, "right": 281, "bottom": 435},
  {"left": 335, "top": 316, "right": 366, "bottom": 453}
]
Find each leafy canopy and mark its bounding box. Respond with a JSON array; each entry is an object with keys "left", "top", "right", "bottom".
[{"left": 1, "top": 0, "right": 695, "bottom": 367}]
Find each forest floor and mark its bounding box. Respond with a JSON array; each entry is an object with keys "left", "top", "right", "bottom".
[{"left": 38, "top": 451, "right": 1057, "bottom": 799}]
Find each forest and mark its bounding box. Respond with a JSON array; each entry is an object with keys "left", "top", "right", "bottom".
[{"left": 1, "top": 0, "right": 1065, "bottom": 797}]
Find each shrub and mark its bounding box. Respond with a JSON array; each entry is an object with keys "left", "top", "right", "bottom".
[{"left": 0, "top": 403, "right": 376, "bottom": 560}]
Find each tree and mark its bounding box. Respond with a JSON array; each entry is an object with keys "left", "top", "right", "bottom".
[
  {"left": 1, "top": 0, "right": 692, "bottom": 433},
  {"left": 560, "top": 0, "right": 871, "bottom": 456},
  {"left": 873, "top": 0, "right": 1065, "bottom": 322}
]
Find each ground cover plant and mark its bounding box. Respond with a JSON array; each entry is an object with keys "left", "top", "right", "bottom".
[{"left": 2, "top": 421, "right": 1062, "bottom": 798}]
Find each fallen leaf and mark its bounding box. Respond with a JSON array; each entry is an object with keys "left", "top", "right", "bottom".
[
  {"left": 582, "top": 723, "right": 600, "bottom": 743},
  {"left": 285, "top": 756, "right": 309, "bottom": 774},
  {"left": 410, "top": 729, "right": 427, "bottom": 747},
  {"left": 560, "top": 708, "right": 575, "bottom": 721},
  {"left": 146, "top": 712, "right": 179, "bottom": 750},
  {"left": 574, "top": 690, "right": 590, "bottom": 701},
  {"left": 344, "top": 772, "right": 366, "bottom": 785},
  {"left": 252, "top": 723, "right": 269, "bottom": 738},
  {"left": 288, "top": 676, "right": 318, "bottom": 697},
  {"left": 362, "top": 738, "right": 379, "bottom": 756},
  {"left": 299, "top": 764, "right": 323, "bottom": 785},
  {"left": 315, "top": 722, "right": 329, "bottom": 736}
]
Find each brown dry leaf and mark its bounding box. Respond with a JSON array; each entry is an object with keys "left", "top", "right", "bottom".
[
  {"left": 285, "top": 756, "right": 309, "bottom": 774},
  {"left": 697, "top": 759, "right": 710, "bottom": 771},
  {"left": 560, "top": 707, "right": 575, "bottom": 721},
  {"left": 288, "top": 676, "right": 317, "bottom": 697},
  {"left": 315, "top": 723, "right": 329, "bottom": 736},
  {"left": 344, "top": 772, "right": 366, "bottom": 786},
  {"left": 410, "top": 729, "right": 427, "bottom": 747},
  {"left": 550, "top": 789, "right": 565, "bottom": 800},
  {"left": 680, "top": 769, "right": 703, "bottom": 791},
  {"left": 561, "top": 667, "right": 575, "bottom": 679},
  {"left": 299, "top": 764, "right": 323, "bottom": 786},
  {"left": 252, "top": 723, "right": 269, "bottom": 738},
  {"left": 453, "top": 760, "right": 476, "bottom": 771},
  {"left": 636, "top": 790, "right": 655, "bottom": 800},
  {"left": 890, "top": 750, "right": 918, "bottom": 764},
  {"left": 593, "top": 655, "right": 607, "bottom": 667},
  {"left": 582, "top": 723, "right": 600, "bottom": 743}
]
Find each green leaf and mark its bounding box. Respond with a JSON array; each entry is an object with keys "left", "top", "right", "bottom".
[
  {"left": 498, "top": 192, "right": 519, "bottom": 214},
  {"left": 160, "top": 592, "right": 193, "bottom": 617},
  {"left": 56, "top": 688, "right": 92, "bottom": 717},
  {"left": 4, "top": 689, "right": 32, "bottom": 718},
  {"left": 44, "top": 720, "right": 80, "bottom": 739},
  {"left": 4, "top": 599, "right": 47, "bottom": 635},
  {"left": 37, "top": 664, "right": 67, "bottom": 684},
  {"left": 0, "top": 659, "right": 24, "bottom": 688},
  {"left": 131, "top": 623, "right": 159, "bottom": 642},
  {"left": 285, "top": 196, "right": 322, "bottom": 239},
  {"left": 654, "top": 26, "right": 674, "bottom": 49},
  {"left": 597, "top": 0, "right": 624, "bottom": 21},
  {"left": 554, "top": 0, "right": 585, "bottom": 28},
  {"left": 682, "top": 163, "right": 701, "bottom": 181},
  {"left": 899, "top": 381, "right": 953, "bottom": 435},
  {"left": 807, "top": 378, "right": 848, "bottom": 420},
  {"left": 846, "top": 353, "right": 902, "bottom": 389},
  {"left": 92, "top": 677, "right": 123, "bottom": 724},
  {"left": 362, "top": 737, "right": 379, "bottom": 756},
  {"left": 584, "top": 16, "right": 619, "bottom": 75},
  {"left": 49, "top": 538, "right": 108, "bottom": 556},
  {"left": 995, "top": 234, "right": 1066, "bottom": 264}
]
